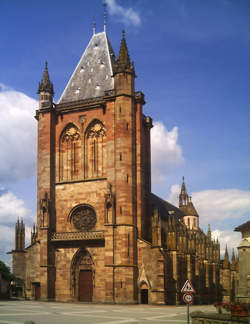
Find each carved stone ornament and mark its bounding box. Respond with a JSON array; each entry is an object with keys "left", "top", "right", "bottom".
[
  {"left": 71, "top": 205, "right": 96, "bottom": 231},
  {"left": 87, "top": 123, "right": 106, "bottom": 138},
  {"left": 62, "top": 126, "right": 80, "bottom": 142}
]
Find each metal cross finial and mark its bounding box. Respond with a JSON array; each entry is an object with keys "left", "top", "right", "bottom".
[
  {"left": 104, "top": 1, "right": 107, "bottom": 32},
  {"left": 122, "top": 29, "right": 125, "bottom": 38},
  {"left": 45, "top": 61, "right": 48, "bottom": 70},
  {"left": 93, "top": 20, "right": 96, "bottom": 35}
]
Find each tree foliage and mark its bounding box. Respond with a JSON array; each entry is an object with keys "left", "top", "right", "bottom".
[{"left": 0, "top": 260, "right": 14, "bottom": 281}]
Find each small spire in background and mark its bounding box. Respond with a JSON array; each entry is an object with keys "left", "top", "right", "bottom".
[
  {"left": 93, "top": 20, "right": 96, "bottom": 35},
  {"left": 104, "top": 1, "right": 107, "bottom": 32},
  {"left": 207, "top": 224, "right": 211, "bottom": 237}
]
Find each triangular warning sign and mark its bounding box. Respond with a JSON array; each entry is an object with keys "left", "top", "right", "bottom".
[{"left": 181, "top": 280, "right": 196, "bottom": 294}]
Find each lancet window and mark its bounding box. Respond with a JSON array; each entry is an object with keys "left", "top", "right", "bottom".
[
  {"left": 84, "top": 120, "right": 106, "bottom": 179},
  {"left": 59, "top": 123, "right": 81, "bottom": 181}
]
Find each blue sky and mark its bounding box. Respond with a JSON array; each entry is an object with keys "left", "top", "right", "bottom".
[{"left": 0, "top": 0, "right": 249, "bottom": 266}]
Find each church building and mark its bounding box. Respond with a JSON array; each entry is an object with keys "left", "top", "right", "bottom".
[{"left": 11, "top": 24, "right": 221, "bottom": 304}]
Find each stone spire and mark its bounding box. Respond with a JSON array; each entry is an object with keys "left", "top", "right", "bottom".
[
  {"left": 114, "top": 30, "right": 135, "bottom": 75},
  {"left": 231, "top": 248, "right": 236, "bottom": 271},
  {"left": 38, "top": 61, "right": 54, "bottom": 95},
  {"left": 179, "top": 176, "right": 189, "bottom": 207},
  {"left": 207, "top": 224, "right": 211, "bottom": 238},
  {"left": 223, "top": 245, "right": 229, "bottom": 269}
]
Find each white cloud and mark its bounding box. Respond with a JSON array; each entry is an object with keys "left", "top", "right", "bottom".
[
  {"left": 106, "top": 0, "right": 141, "bottom": 26},
  {"left": 0, "top": 191, "right": 35, "bottom": 267},
  {"left": 0, "top": 224, "right": 14, "bottom": 267},
  {"left": 0, "top": 191, "right": 35, "bottom": 226},
  {"left": 212, "top": 229, "right": 241, "bottom": 258},
  {"left": 167, "top": 183, "right": 181, "bottom": 206},
  {"left": 151, "top": 122, "right": 184, "bottom": 181},
  {"left": 0, "top": 86, "right": 37, "bottom": 183},
  {"left": 192, "top": 189, "right": 250, "bottom": 226}
]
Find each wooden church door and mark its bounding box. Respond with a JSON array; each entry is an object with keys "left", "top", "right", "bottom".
[{"left": 79, "top": 270, "right": 93, "bottom": 302}]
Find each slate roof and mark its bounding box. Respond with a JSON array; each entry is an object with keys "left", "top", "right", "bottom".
[
  {"left": 234, "top": 220, "right": 250, "bottom": 232},
  {"left": 58, "top": 32, "right": 116, "bottom": 104},
  {"left": 179, "top": 202, "right": 199, "bottom": 217},
  {"left": 151, "top": 193, "right": 185, "bottom": 220}
]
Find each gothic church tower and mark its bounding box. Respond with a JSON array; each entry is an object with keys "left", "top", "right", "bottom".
[{"left": 28, "top": 26, "right": 152, "bottom": 303}]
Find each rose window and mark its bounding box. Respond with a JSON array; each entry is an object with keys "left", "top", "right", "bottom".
[{"left": 71, "top": 205, "right": 96, "bottom": 231}]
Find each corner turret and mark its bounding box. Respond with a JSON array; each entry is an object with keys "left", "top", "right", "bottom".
[
  {"left": 38, "top": 61, "right": 54, "bottom": 109},
  {"left": 113, "top": 30, "right": 135, "bottom": 95}
]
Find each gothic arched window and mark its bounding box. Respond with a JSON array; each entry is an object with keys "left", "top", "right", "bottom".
[
  {"left": 84, "top": 120, "right": 106, "bottom": 179},
  {"left": 59, "top": 123, "right": 81, "bottom": 181}
]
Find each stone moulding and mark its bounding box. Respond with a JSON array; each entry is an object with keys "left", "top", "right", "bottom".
[{"left": 50, "top": 231, "right": 104, "bottom": 242}]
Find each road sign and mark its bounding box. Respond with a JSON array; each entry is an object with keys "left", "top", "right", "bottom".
[
  {"left": 181, "top": 280, "right": 196, "bottom": 294},
  {"left": 183, "top": 293, "right": 194, "bottom": 304}
]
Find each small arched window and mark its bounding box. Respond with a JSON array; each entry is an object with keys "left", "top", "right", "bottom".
[
  {"left": 59, "top": 123, "right": 80, "bottom": 181},
  {"left": 84, "top": 120, "right": 106, "bottom": 179}
]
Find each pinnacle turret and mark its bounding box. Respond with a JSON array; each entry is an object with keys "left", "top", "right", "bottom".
[
  {"left": 38, "top": 61, "right": 54, "bottom": 95},
  {"left": 114, "top": 30, "right": 135, "bottom": 75},
  {"left": 15, "top": 217, "right": 25, "bottom": 251},
  {"left": 207, "top": 224, "right": 211, "bottom": 238},
  {"left": 179, "top": 176, "right": 189, "bottom": 207},
  {"left": 231, "top": 248, "right": 237, "bottom": 271},
  {"left": 223, "top": 245, "right": 229, "bottom": 269}
]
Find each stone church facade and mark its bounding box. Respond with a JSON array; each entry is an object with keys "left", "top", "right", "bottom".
[{"left": 11, "top": 28, "right": 221, "bottom": 304}]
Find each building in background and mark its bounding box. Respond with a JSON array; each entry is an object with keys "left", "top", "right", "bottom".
[
  {"left": 234, "top": 221, "right": 250, "bottom": 302},
  {"left": 11, "top": 25, "right": 222, "bottom": 304}
]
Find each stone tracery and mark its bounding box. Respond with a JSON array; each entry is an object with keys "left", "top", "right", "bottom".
[
  {"left": 59, "top": 123, "right": 81, "bottom": 181},
  {"left": 84, "top": 120, "right": 106, "bottom": 179}
]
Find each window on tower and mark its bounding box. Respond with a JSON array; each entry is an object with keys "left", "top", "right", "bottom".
[
  {"left": 59, "top": 123, "right": 81, "bottom": 182},
  {"left": 84, "top": 120, "right": 106, "bottom": 179}
]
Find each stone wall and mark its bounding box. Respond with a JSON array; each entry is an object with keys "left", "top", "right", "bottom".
[
  {"left": 138, "top": 238, "right": 165, "bottom": 304},
  {"left": 25, "top": 242, "right": 40, "bottom": 299}
]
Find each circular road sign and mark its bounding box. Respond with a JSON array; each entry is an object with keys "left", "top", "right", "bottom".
[{"left": 183, "top": 293, "right": 194, "bottom": 304}]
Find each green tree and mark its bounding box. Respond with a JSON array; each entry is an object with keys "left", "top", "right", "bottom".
[{"left": 0, "top": 260, "right": 14, "bottom": 282}]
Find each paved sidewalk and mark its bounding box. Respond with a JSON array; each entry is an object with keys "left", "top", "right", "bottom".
[{"left": 0, "top": 300, "right": 215, "bottom": 324}]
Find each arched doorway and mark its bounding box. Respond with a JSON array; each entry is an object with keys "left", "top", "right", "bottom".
[
  {"left": 140, "top": 282, "right": 149, "bottom": 304},
  {"left": 71, "top": 248, "right": 94, "bottom": 302}
]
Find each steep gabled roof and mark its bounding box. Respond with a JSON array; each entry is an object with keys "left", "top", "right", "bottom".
[{"left": 58, "top": 32, "right": 116, "bottom": 104}]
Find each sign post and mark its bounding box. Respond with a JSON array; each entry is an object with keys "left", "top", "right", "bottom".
[{"left": 181, "top": 280, "right": 195, "bottom": 324}]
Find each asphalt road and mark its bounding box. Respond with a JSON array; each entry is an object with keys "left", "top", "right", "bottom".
[{"left": 0, "top": 300, "right": 216, "bottom": 324}]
